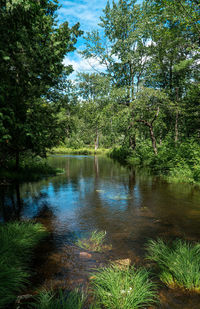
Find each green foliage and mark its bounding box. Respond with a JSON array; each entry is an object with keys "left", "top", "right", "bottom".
[
  {"left": 76, "top": 0, "right": 200, "bottom": 173},
  {"left": 0, "top": 221, "right": 47, "bottom": 308},
  {"left": 115, "top": 139, "right": 200, "bottom": 184},
  {"left": 146, "top": 239, "right": 200, "bottom": 291},
  {"left": 30, "top": 289, "right": 85, "bottom": 309},
  {"left": 90, "top": 264, "right": 158, "bottom": 309},
  {"left": 109, "top": 146, "right": 133, "bottom": 163},
  {"left": 76, "top": 230, "right": 109, "bottom": 252},
  {"left": 0, "top": 0, "right": 82, "bottom": 165},
  {"left": 0, "top": 156, "right": 63, "bottom": 181}
]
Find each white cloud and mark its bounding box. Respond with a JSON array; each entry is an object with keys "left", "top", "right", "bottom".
[
  {"left": 63, "top": 53, "right": 106, "bottom": 79},
  {"left": 59, "top": 0, "right": 145, "bottom": 78},
  {"left": 58, "top": 0, "right": 107, "bottom": 30}
]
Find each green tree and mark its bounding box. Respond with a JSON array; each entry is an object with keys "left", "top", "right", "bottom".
[
  {"left": 82, "top": 0, "right": 149, "bottom": 100},
  {"left": 144, "top": 0, "right": 200, "bottom": 142},
  {"left": 0, "top": 0, "right": 82, "bottom": 168},
  {"left": 76, "top": 73, "right": 111, "bottom": 149}
]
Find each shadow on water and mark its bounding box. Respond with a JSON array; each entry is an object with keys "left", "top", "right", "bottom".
[{"left": 1, "top": 155, "right": 200, "bottom": 308}]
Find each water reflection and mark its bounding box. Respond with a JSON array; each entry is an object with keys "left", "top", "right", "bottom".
[
  {"left": 1, "top": 155, "right": 200, "bottom": 242},
  {"left": 0, "top": 183, "right": 23, "bottom": 221},
  {"left": 1, "top": 155, "right": 200, "bottom": 307}
]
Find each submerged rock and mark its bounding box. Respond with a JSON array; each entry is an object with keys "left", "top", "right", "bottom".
[
  {"left": 79, "top": 252, "right": 92, "bottom": 259},
  {"left": 113, "top": 258, "right": 131, "bottom": 268}
]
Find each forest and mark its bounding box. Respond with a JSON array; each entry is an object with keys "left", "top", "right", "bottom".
[
  {"left": 0, "top": 0, "right": 200, "bottom": 308},
  {"left": 0, "top": 0, "right": 199, "bottom": 184}
]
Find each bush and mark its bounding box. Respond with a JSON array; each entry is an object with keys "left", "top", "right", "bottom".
[
  {"left": 146, "top": 238, "right": 200, "bottom": 291},
  {"left": 90, "top": 264, "right": 158, "bottom": 309},
  {"left": 0, "top": 156, "right": 63, "bottom": 182},
  {"left": 109, "top": 146, "right": 132, "bottom": 163},
  {"left": 112, "top": 139, "right": 200, "bottom": 184}
]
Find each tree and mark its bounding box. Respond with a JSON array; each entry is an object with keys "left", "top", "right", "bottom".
[
  {"left": 76, "top": 73, "right": 111, "bottom": 149},
  {"left": 144, "top": 0, "right": 200, "bottom": 142},
  {"left": 0, "top": 0, "right": 82, "bottom": 167},
  {"left": 82, "top": 0, "right": 149, "bottom": 100},
  {"left": 133, "top": 88, "right": 170, "bottom": 155}
]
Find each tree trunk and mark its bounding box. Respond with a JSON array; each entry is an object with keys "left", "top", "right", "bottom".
[
  {"left": 149, "top": 125, "right": 158, "bottom": 155},
  {"left": 175, "top": 110, "right": 179, "bottom": 144},
  {"left": 129, "top": 135, "right": 136, "bottom": 150},
  {"left": 175, "top": 88, "right": 179, "bottom": 144},
  {"left": 95, "top": 131, "right": 99, "bottom": 151},
  {"left": 136, "top": 118, "right": 158, "bottom": 156},
  {"left": 15, "top": 150, "right": 19, "bottom": 170}
]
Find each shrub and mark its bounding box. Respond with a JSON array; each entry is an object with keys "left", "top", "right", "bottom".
[
  {"left": 146, "top": 238, "right": 200, "bottom": 291},
  {"left": 109, "top": 146, "right": 132, "bottom": 163},
  {"left": 112, "top": 139, "right": 200, "bottom": 184},
  {"left": 0, "top": 156, "right": 62, "bottom": 182}
]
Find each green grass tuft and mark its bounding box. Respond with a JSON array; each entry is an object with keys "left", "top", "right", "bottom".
[
  {"left": 76, "top": 230, "right": 110, "bottom": 252},
  {"left": 90, "top": 264, "right": 158, "bottom": 309},
  {"left": 146, "top": 238, "right": 200, "bottom": 291},
  {"left": 0, "top": 221, "right": 47, "bottom": 308},
  {"left": 29, "top": 289, "right": 85, "bottom": 309}
]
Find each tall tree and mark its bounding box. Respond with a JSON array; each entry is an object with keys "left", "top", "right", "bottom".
[
  {"left": 0, "top": 0, "right": 82, "bottom": 167},
  {"left": 82, "top": 0, "right": 149, "bottom": 100}
]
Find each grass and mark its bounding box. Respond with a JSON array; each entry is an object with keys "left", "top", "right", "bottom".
[
  {"left": 0, "top": 221, "right": 48, "bottom": 308},
  {"left": 76, "top": 230, "right": 111, "bottom": 252},
  {"left": 90, "top": 264, "right": 158, "bottom": 309},
  {"left": 146, "top": 238, "right": 200, "bottom": 292},
  {"left": 49, "top": 146, "right": 111, "bottom": 155},
  {"left": 29, "top": 289, "right": 86, "bottom": 309}
]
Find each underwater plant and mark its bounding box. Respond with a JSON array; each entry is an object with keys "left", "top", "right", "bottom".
[{"left": 76, "top": 230, "right": 111, "bottom": 252}]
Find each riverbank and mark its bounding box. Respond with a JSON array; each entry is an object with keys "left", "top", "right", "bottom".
[
  {"left": 109, "top": 140, "right": 200, "bottom": 185},
  {"left": 49, "top": 146, "right": 111, "bottom": 155},
  {"left": 0, "top": 157, "right": 64, "bottom": 183}
]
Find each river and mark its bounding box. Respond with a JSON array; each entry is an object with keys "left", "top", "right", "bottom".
[{"left": 1, "top": 155, "right": 200, "bottom": 308}]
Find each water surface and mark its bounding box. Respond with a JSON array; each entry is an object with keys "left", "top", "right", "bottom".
[{"left": 1, "top": 155, "right": 200, "bottom": 308}]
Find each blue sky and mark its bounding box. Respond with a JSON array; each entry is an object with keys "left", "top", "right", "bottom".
[{"left": 57, "top": 0, "right": 142, "bottom": 78}]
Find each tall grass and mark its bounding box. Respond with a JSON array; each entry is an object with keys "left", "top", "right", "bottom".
[
  {"left": 146, "top": 238, "right": 200, "bottom": 291},
  {"left": 90, "top": 264, "right": 158, "bottom": 309},
  {"left": 76, "top": 230, "right": 110, "bottom": 252},
  {"left": 50, "top": 146, "right": 110, "bottom": 155},
  {"left": 29, "top": 289, "right": 85, "bottom": 309},
  {"left": 0, "top": 221, "right": 47, "bottom": 308}
]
